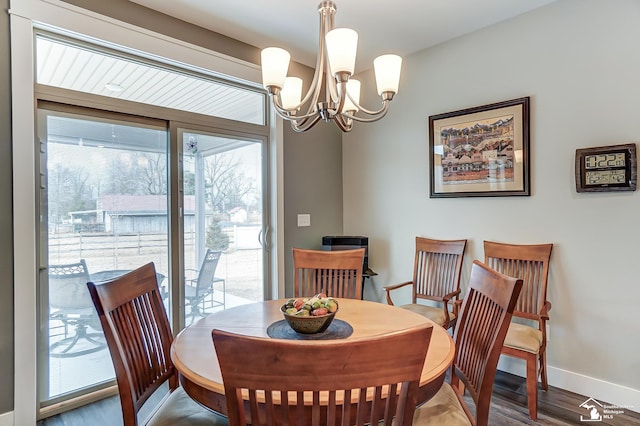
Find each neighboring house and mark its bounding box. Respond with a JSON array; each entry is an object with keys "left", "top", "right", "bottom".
[
  {"left": 69, "top": 195, "right": 201, "bottom": 234},
  {"left": 229, "top": 206, "right": 247, "bottom": 223},
  {"left": 98, "top": 194, "right": 170, "bottom": 233}
]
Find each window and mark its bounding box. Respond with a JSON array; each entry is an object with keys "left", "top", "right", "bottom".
[
  {"left": 33, "top": 34, "right": 273, "bottom": 413},
  {"left": 36, "top": 35, "right": 266, "bottom": 125}
]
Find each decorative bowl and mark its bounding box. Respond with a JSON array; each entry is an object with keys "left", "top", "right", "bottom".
[{"left": 280, "top": 303, "right": 338, "bottom": 334}]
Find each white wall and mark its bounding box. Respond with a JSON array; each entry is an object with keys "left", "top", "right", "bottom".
[
  {"left": 343, "top": 0, "right": 640, "bottom": 410},
  {"left": 0, "top": 412, "right": 13, "bottom": 426}
]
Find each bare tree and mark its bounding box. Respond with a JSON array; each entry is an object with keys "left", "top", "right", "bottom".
[
  {"left": 102, "top": 152, "right": 168, "bottom": 195},
  {"left": 47, "top": 163, "right": 95, "bottom": 223},
  {"left": 139, "top": 153, "right": 167, "bottom": 195},
  {"left": 103, "top": 155, "right": 142, "bottom": 194},
  {"left": 203, "top": 153, "right": 255, "bottom": 215}
]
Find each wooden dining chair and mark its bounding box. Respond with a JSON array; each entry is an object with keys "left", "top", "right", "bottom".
[
  {"left": 384, "top": 237, "right": 467, "bottom": 329},
  {"left": 413, "top": 260, "right": 522, "bottom": 426},
  {"left": 87, "top": 262, "right": 228, "bottom": 426},
  {"left": 293, "top": 247, "right": 365, "bottom": 299},
  {"left": 213, "top": 323, "right": 433, "bottom": 426},
  {"left": 483, "top": 240, "right": 553, "bottom": 421}
]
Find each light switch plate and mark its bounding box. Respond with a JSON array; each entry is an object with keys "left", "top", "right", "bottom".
[{"left": 297, "top": 214, "right": 311, "bottom": 227}]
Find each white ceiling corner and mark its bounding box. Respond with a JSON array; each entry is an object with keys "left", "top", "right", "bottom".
[{"left": 130, "top": 0, "right": 558, "bottom": 70}]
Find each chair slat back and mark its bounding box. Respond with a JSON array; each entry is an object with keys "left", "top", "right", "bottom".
[
  {"left": 452, "top": 260, "right": 523, "bottom": 426},
  {"left": 196, "top": 249, "right": 222, "bottom": 297},
  {"left": 483, "top": 241, "right": 552, "bottom": 320},
  {"left": 414, "top": 237, "right": 466, "bottom": 302},
  {"left": 87, "top": 263, "right": 176, "bottom": 426},
  {"left": 213, "top": 324, "right": 433, "bottom": 426},
  {"left": 293, "top": 248, "right": 365, "bottom": 299}
]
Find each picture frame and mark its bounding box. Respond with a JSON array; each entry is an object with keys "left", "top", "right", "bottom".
[{"left": 428, "top": 97, "right": 530, "bottom": 198}]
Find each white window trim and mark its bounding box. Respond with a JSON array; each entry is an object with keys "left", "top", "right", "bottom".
[
  {"left": 10, "top": 1, "right": 285, "bottom": 424},
  {"left": 10, "top": 0, "right": 262, "bottom": 84}
]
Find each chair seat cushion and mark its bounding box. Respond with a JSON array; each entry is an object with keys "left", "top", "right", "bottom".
[
  {"left": 147, "top": 386, "right": 229, "bottom": 426},
  {"left": 412, "top": 382, "right": 471, "bottom": 425},
  {"left": 399, "top": 304, "right": 454, "bottom": 328},
  {"left": 504, "top": 322, "right": 543, "bottom": 354}
]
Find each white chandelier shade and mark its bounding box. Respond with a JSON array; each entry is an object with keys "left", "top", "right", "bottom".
[
  {"left": 280, "top": 77, "right": 303, "bottom": 110},
  {"left": 374, "top": 54, "right": 403, "bottom": 95},
  {"left": 260, "top": 1, "right": 402, "bottom": 132},
  {"left": 343, "top": 79, "right": 361, "bottom": 112},
  {"left": 260, "top": 47, "right": 290, "bottom": 89},
  {"left": 325, "top": 28, "right": 358, "bottom": 75}
]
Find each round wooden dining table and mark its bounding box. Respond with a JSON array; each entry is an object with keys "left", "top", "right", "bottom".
[{"left": 171, "top": 298, "right": 455, "bottom": 417}]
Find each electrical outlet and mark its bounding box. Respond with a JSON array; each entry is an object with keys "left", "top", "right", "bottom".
[{"left": 297, "top": 214, "right": 311, "bottom": 227}]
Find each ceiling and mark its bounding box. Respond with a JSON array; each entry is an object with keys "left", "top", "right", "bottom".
[{"left": 131, "top": 0, "right": 557, "bottom": 70}]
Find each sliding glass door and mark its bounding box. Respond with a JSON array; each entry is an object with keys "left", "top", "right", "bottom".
[
  {"left": 33, "top": 33, "right": 272, "bottom": 415},
  {"left": 36, "top": 104, "right": 272, "bottom": 412},
  {"left": 37, "top": 104, "right": 169, "bottom": 403},
  {"left": 180, "top": 130, "right": 267, "bottom": 325}
]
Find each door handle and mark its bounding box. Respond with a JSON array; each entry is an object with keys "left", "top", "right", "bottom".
[
  {"left": 263, "top": 225, "right": 271, "bottom": 253},
  {"left": 258, "top": 226, "right": 271, "bottom": 252}
]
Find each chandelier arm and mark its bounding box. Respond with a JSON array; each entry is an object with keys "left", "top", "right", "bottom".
[
  {"left": 345, "top": 91, "right": 392, "bottom": 116},
  {"left": 325, "top": 60, "right": 339, "bottom": 106},
  {"left": 296, "top": 26, "right": 326, "bottom": 110},
  {"left": 320, "top": 2, "right": 340, "bottom": 106},
  {"left": 290, "top": 114, "right": 322, "bottom": 132},
  {"left": 272, "top": 106, "right": 315, "bottom": 123},
  {"left": 328, "top": 76, "right": 340, "bottom": 104},
  {"left": 321, "top": 74, "right": 350, "bottom": 119},
  {"left": 333, "top": 113, "right": 353, "bottom": 132},
  {"left": 290, "top": 2, "right": 333, "bottom": 116},
  {"left": 342, "top": 101, "right": 390, "bottom": 123},
  {"left": 283, "top": 67, "right": 322, "bottom": 119},
  {"left": 334, "top": 79, "right": 348, "bottom": 115},
  {"left": 270, "top": 94, "right": 321, "bottom": 121},
  {"left": 302, "top": 75, "right": 324, "bottom": 117},
  {"left": 291, "top": 114, "right": 318, "bottom": 129}
]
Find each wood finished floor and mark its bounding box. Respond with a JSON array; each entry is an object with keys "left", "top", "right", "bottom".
[
  {"left": 466, "top": 371, "right": 640, "bottom": 425},
  {"left": 39, "top": 371, "right": 640, "bottom": 426}
]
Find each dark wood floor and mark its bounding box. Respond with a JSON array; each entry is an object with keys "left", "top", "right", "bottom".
[
  {"left": 39, "top": 371, "right": 640, "bottom": 425},
  {"left": 469, "top": 371, "right": 640, "bottom": 426}
]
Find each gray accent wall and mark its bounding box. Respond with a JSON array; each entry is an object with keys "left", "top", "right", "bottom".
[
  {"left": 1, "top": 0, "right": 14, "bottom": 415},
  {"left": 283, "top": 122, "right": 343, "bottom": 296}
]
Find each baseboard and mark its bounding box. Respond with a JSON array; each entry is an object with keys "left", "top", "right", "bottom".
[
  {"left": 498, "top": 359, "right": 639, "bottom": 414},
  {"left": 0, "top": 411, "right": 14, "bottom": 426}
]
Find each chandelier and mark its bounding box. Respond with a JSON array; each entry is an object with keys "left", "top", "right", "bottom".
[{"left": 260, "top": 1, "right": 402, "bottom": 132}]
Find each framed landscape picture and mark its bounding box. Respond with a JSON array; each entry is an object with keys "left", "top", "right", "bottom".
[{"left": 428, "top": 97, "right": 530, "bottom": 198}]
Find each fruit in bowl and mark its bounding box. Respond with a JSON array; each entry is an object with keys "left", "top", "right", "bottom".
[{"left": 281, "top": 294, "right": 339, "bottom": 334}]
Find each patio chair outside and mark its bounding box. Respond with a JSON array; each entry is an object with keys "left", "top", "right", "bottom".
[
  {"left": 49, "top": 259, "right": 105, "bottom": 357},
  {"left": 185, "top": 249, "right": 225, "bottom": 321}
]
